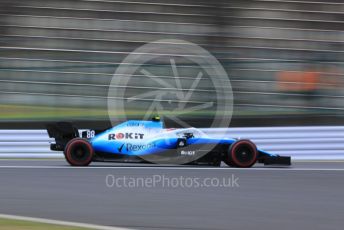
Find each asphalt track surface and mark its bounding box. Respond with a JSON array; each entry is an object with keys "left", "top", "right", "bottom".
[{"left": 0, "top": 160, "right": 344, "bottom": 230}]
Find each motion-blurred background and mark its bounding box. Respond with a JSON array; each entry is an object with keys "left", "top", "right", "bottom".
[{"left": 0, "top": 0, "right": 343, "bottom": 128}]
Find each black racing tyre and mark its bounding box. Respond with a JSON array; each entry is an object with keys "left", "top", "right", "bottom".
[
  {"left": 64, "top": 138, "right": 94, "bottom": 166},
  {"left": 224, "top": 140, "right": 258, "bottom": 168}
]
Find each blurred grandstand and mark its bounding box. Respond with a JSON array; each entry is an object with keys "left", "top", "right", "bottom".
[{"left": 0, "top": 0, "right": 343, "bottom": 128}]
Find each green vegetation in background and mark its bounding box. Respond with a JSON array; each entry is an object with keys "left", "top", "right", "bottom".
[
  {"left": 0, "top": 103, "right": 330, "bottom": 122},
  {"left": 0, "top": 217, "right": 90, "bottom": 230}
]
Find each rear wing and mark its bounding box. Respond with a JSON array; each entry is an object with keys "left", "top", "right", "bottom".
[{"left": 46, "top": 122, "right": 79, "bottom": 151}]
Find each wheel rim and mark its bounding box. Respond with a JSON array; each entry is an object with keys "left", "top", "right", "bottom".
[
  {"left": 70, "top": 145, "right": 90, "bottom": 162},
  {"left": 65, "top": 140, "right": 93, "bottom": 165},
  {"left": 230, "top": 141, "right": 257, "bottom": 167},
  {"left": 234, "top": 145, "right": 255, "bottom": 164}
]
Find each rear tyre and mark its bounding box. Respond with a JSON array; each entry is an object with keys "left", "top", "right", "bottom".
[
  {"left": 224, "top": 140, "right": 257, "bottom": 168},
  {"left": 64, "top": 138, "right": 94, "bottom": 166}
]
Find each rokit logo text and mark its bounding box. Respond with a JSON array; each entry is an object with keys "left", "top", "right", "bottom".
[{"left": 108, "top": 133, "right": 144, "bottom": 140}]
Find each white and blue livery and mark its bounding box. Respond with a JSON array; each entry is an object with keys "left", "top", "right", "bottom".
[{"left": 47, "top": 118, "right": 291, "bottom": 167}]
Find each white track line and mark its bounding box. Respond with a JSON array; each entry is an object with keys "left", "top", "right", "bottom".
[
  {"left": 0, "top": 165, "right": 344, "bottom": 171},
  {"left": 0, "top": 214, "right": 133, "bottom": 230}
]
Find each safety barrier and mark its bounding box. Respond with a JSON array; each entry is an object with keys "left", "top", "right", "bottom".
[{"left": 0, "top": 127, "right": 344, "bottom": 159}]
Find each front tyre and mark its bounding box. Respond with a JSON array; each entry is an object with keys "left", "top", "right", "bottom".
[
  {"left": 224, "top": 140, "right": 257, "bottom": 168},
  {"left": 64, "top": 138, "right": 94, "bottom": 166}
]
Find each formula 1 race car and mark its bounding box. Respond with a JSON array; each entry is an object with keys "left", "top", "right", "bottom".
[{"left": 46, "top": 117, "right": 291, "bottom": 167}]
